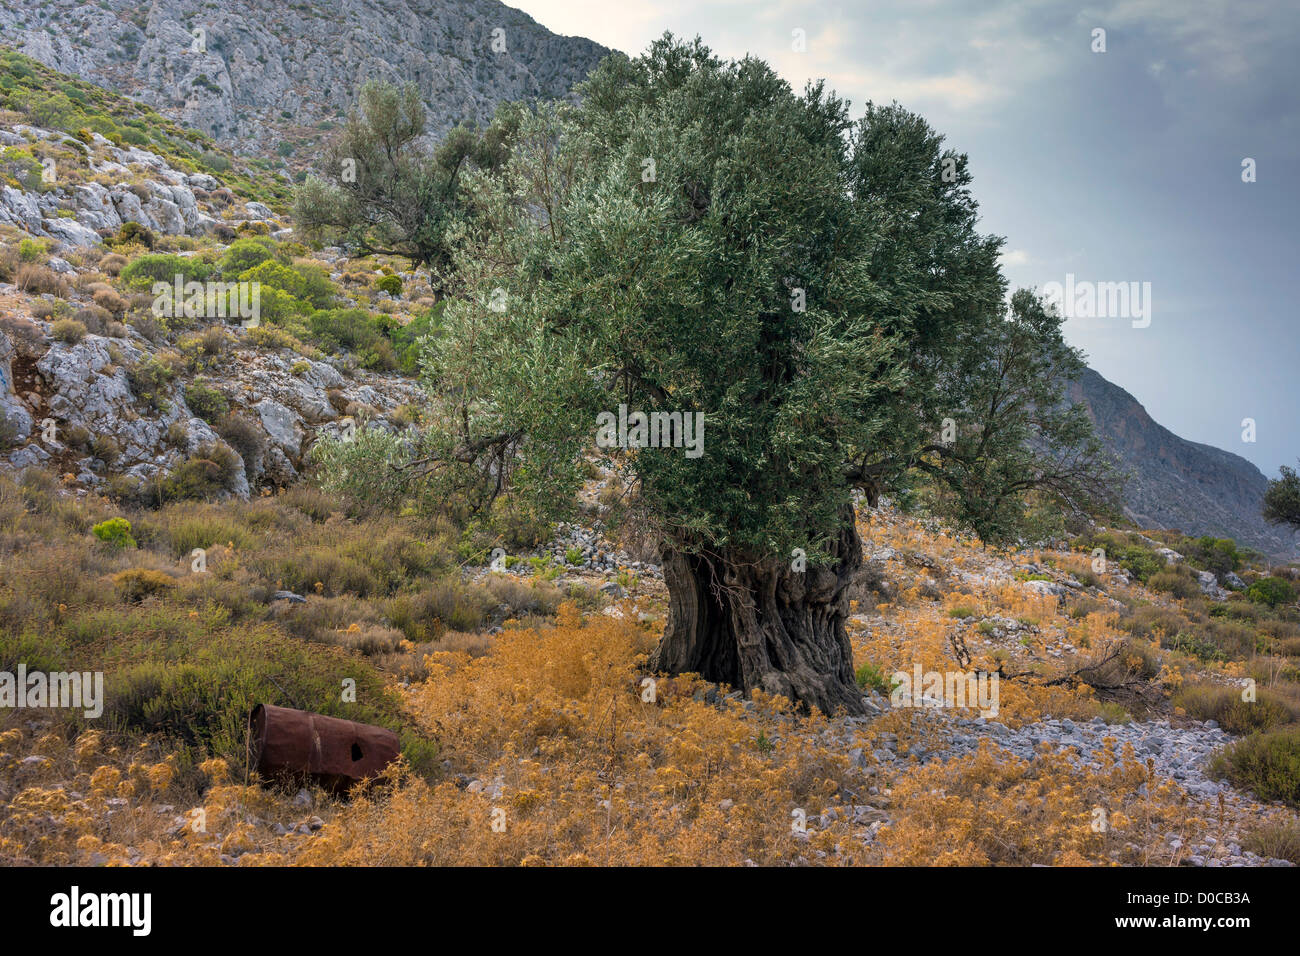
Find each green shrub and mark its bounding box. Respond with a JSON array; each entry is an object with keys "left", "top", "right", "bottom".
[
  {"left": 1243, "top": 818, "right": 1300, "bottom": 864},
  {"left": 291, "top": 261, "right": 337, "bottom": 309},
  {"left": 855, "top": 661, "right": 894, "bottom": 693},
  {"left": 119, "top": 252, "right": 209, "bottom": 289},
  {"left": 126, "top": 354, "right": 178, "bottom": 410},
  {"left": 309, "top": 428, "right": 411, "bottom": 510},
  {"left": 1248, "top": 576, "right": 1296, "bottom": 608},
  {"left": 158, "top": 513, "right": 254, "bottom": 558},
  {"left": 1181, "top": 535, "right": 1242, "bottom": 576},
  {"left": 1097, "top": 701, "right": 1132, "bottom": 724},
  {"left": 218, "top": 236, "right": 276, "bottom": 276},
  {"left": 1123, "top": 605, "right": 1187, "bottom": 641},
  {"left": 50, "top": 318, "right": 87, "bottom": 343},
  {"left": 375, "top": 273, "right": 402, "bottom": 297},
  {"left": 1119, "top": 548, "right": 1165, "bottom": 584},
  {"left": 111, "top": 567, "right": 176, "bottom": 602},
  {"left": 73, "top": 306, "right": 111, "bottom": 336},
  {"left": 488, "top": 495, "right": 552, "bottom": 551},
  {"left": 110, "top": 220, "right": 156, "bottom": 250},
  {"left": 1214, "top": 599, "right": 1263, "bottom": 623},
  {"left": 215, "top": 414, "right": 265, "bottom": 478},
  {"left": 390, "top": 301, "right": 443, "bottom": 374},
  {"left": 251, "top": 285, "right": 310, "bottom": 327},
  {"left": 160, "top": 442, "right": 243, "bottom": 500},
  {"left": 183, "top": 380, "right": 229, "bottom": 423},
  {"left": 1175, "top": 684, "right": 1295, "bottom": 734},
  {"left": 1149, "top": 569, "right": 1200, "bottom": 600},
  {"left": 1210, "top": 727, "right": 1300, "bottom": 806},
  {"left": 17, "top": 237, "right": 46, "bottom": 262},
  {"left": 91, "top": 516, "right": 137, "bottom": 549},
  {"left": 307, "top": 308, "right": 392, "bottom": 364},
  {"left": 90, "top": 434, "right": 121, "bottom": 465},
  {"left": 258, "top": 548, "right": 380, "bottom": 598},
  {"left": 101, "top": 625, "right": 404, "bottom": 767},
  {"left": 237, "top": 258, "right": 335, "bottom": 310}
]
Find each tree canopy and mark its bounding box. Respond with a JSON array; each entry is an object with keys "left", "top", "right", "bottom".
[
  {"left": 1263, "top": 462, "right": 1300, "bottom": 532},
  {"left": 294, "top": 80, "right": 517, "bottom": 288},
  {"left": 415, "top": 35, "right": 1116, "bottom": 560}
]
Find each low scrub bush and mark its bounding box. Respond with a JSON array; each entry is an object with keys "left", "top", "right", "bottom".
[
  {"left": 1175, "top": 684, "right": 1295, "bottom": 734},
  {"left": 1248, "top": 576, "right": 1296, "bottom": 608},
  {"left": 91, "top": 516, "right": 137, "bottom": 549},
  {"left": 50, "top": 317, "right": 86, "bottom": 343},
  {"left": 15, "top": 262, "right": 68, "bottom": 296},
  {"left": 1210, "top": 727, "right": 1300, "bottom": 806},
  {"left": 183, "top": 380, "right": 229, "bottom": 423}
]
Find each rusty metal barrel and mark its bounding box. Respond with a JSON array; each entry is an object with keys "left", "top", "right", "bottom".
[{"left": 248, "top": 703, "right": 400, "bottom": 795}]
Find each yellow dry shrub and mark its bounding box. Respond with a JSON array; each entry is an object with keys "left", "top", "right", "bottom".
[
  {"left": 267, "top": 607, "right": 879, "bottom": 866},
  {"left": 877, "top": 739, "right": 1204, "bottom": 865}
]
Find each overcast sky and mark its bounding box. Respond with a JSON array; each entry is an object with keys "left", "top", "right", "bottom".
[{"left": 510, "top": 0, "right": 1299, "bottom": 476}]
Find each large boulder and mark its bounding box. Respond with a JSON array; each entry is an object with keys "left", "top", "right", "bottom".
[
  {"left": 0, "top": 330, "right": 34, "bottom": 444},
  {"left": 244, "top": 201, "right": 276, "bottom": 221},
  {"left": 72, "top": 183, "right": 123, "bottom": 232},
  {"left": 42, "top": 217, "right": 103, "bottom": 248},
  {"left": 110, "top": 189, "right": 154, "bottom": 231},
  {"left": 140, "top": 184, "right": 186, "bottom": 235},
  {"left": 1196, "top": 570, "right": 1230, "bottom": 601},
  {"left": 0, "top": 184, "right": 42, "bottom": 231},
  {"left": 254, "top": 397, "right": 303, "bottom": 459}
]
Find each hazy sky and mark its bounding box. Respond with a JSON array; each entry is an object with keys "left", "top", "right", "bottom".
[{"left": 510, "top": 0, "right": 1299, "bottom": 476}]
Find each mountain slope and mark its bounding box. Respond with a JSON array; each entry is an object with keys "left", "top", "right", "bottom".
[
  {"left": 0, "top": 0, "right": 609, "bottom": 153},
  {"left": 1071, "top": 367, "right": 1296, "bottom": 559}
]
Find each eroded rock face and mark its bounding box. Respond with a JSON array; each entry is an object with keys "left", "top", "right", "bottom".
[
  {"left": 1196, "top": 569, "right": 1230, "bottom": 602},
  {"left": 1, "top": 306, "right": 424, "bottom": 500},
  {"left": 0, "top": 0, "right": 607, "bottom": 154},
  {"left": 255, "top": 397, "right": 303, "bottom": 459},
  {"left": 0, "top": 126, "right": 238, "bottom": 248}
]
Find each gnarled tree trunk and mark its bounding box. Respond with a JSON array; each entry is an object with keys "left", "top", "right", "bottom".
[{"left": 649, "top": 505, "right": 865, "bottom": 716}]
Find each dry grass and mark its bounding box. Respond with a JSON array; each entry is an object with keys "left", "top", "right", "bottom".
[{"left": 15, "top": 263, "right": 69, "bottom": 297}]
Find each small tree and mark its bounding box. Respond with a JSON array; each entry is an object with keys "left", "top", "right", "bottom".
[
  {"left": 913, "top": 288, "right": 1119, "bottom": 545},
  {"left": 1263, "top": 462, "right": 1300, "bottom": 531},
  {"left": 293, "top": 81, "right": 517, "bottom": 290}
]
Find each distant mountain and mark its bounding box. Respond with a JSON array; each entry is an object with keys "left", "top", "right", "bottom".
[
  {"left": 1072, "top": 367, "right": 1296, "bottom": 560},
  {"left": 0, "top": 0, "right": 609, "bottom": 152}
]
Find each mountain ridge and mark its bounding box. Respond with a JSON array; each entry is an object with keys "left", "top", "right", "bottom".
[
  {"left": 0, "top": 0, "right": 609, "bottom": 153},
  {"left": 1071, "top": 366, "right": 1295, "bottom": 559}
]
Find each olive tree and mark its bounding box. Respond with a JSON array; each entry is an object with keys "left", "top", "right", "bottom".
[{"left": 411, "top": 36, "right": 1117, "bottom": 714}]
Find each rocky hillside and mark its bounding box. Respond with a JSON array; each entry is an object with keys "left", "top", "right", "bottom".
[
  {"left": 1071, "top": 367, "right": 1297, "bottom": 560},
  {"left": 1, "top": 99, "right": 428, "bottom": 500},
  {"left": 0, "top": 0, "right": 608, "bottom": 153}
]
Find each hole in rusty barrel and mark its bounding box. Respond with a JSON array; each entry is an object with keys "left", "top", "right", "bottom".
[{"left": 351, "top": 742, "right": 363, "bottom": 762}]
